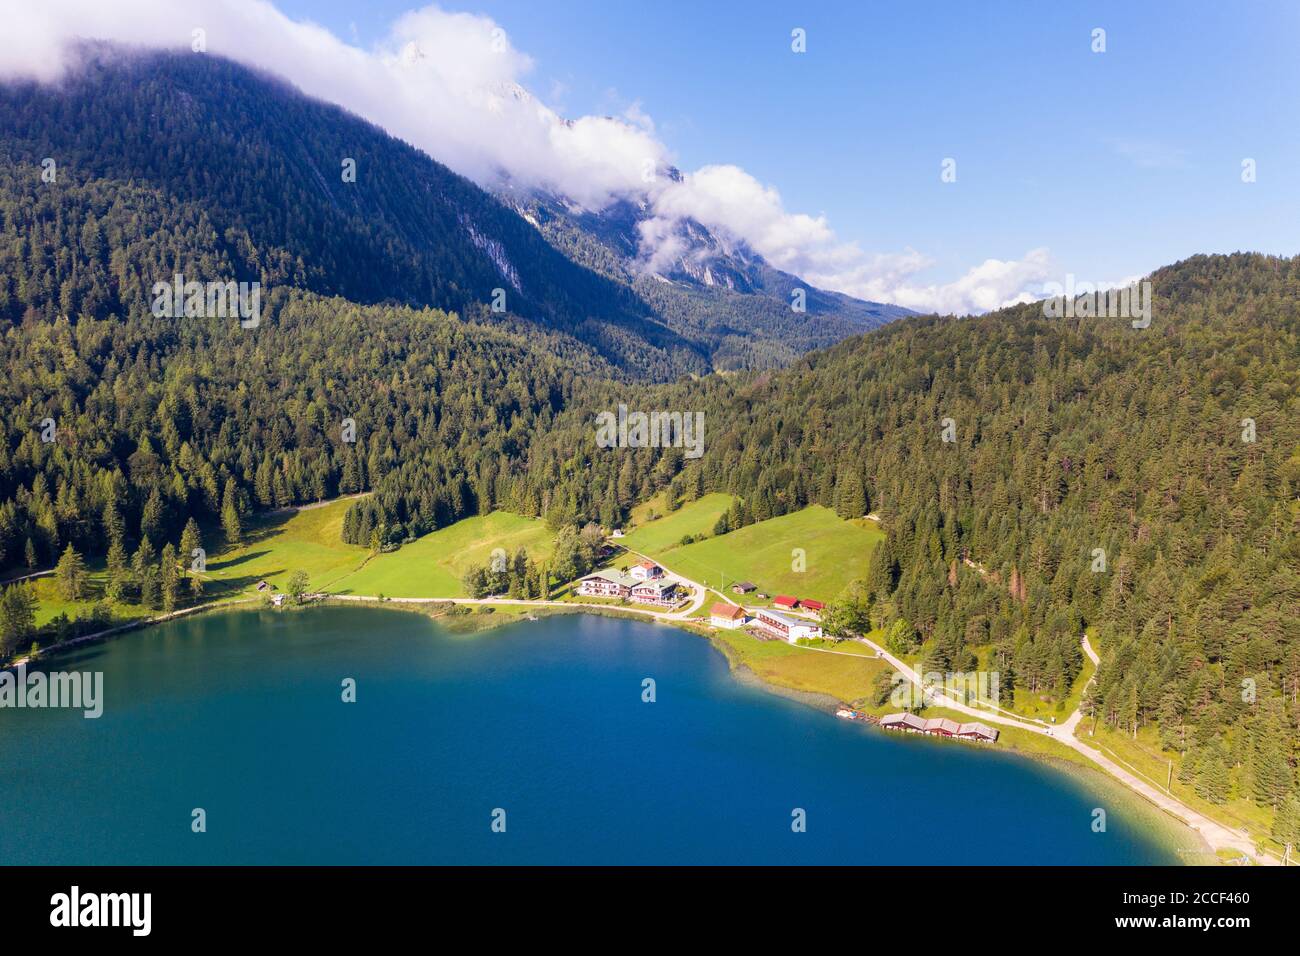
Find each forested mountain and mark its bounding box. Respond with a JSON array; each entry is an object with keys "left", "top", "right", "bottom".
[
  {"left": 0, "top": 44, "right": 707, "bottom": 379},
  {"left": 0, "top": 45, "right": 903, "bottom": 377}
]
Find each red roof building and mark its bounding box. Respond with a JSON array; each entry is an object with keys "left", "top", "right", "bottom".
[
  {"left": 880, "top": 713, "right": 1000, "bottom": 743},
  {"left": 924, "top": 717, "right": 962, "bottom": 737},
  {"left": 772, "top": 595, "right": 799, "bottom": 610},
  {"left": 880, "top": 713, "right": 929, "bottom": 733},
  {"left": 956, "top": 722, "right": 999, "bottom": 742}
]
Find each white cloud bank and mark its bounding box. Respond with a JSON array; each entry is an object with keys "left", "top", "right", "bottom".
[{"left": 0, "top": 0, "right": 1053, "bottom": 314}]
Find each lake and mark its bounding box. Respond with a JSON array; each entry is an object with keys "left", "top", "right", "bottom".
[{"left": 0, "top": 607, "right": 1193, "bottom": 864}]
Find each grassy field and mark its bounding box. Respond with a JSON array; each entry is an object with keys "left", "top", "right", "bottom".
[
  {"left": 711, "top": 626, "right": 890, "bottom": 703},
  {"left": 7, "top": 503, "right": 362, "bottom": 635},
  {"left": 19, "top": 503, "right": 557, "bottom": 638},
  {"left": 689, "top": 588, "right": 734, "bottom": 618},
  {"left": 620, "top": 493, "right": 734, "bottom": 554},
  {"left": 27, "top": 570, "right": 155, "bottom": 629},
  {"left": 325, "top": 511, "right": 556, "bottom": 598},
  {"left": 206, "top": 500, "right": 367, "bottom": 595},
  {"left": 643, "top": 505, "right": 884, "bottom": 603}
]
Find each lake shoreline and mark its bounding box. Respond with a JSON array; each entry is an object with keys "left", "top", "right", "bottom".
[{"left": 20, "top": 598, "right": 1215, "bottom": 864}]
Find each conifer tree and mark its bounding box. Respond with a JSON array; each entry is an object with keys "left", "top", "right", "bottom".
[
  {"left": 221, "top": 478, "right": 242, "bottom": 546},
  {"left": 160, "top": 543, "right": 179, "bottom": 612},
  {"left": 54, "top": 544, "right": 88, "bottom": 601}
]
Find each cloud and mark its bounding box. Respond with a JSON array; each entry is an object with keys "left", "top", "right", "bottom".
[
  {"left": 642, "top": 166, "right": 1054, "bottom": 313},
  {"left": 0, "top": 0, "right": 1055, "bottom": 314}
]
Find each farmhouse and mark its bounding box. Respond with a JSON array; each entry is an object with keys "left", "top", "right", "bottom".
[
  {"left": 629, "top": 579, "right": 681, "bottom": 607},
  {"left": 630, "top": 560, "right": 663, "bottom": 581},
  {"left": 731, "top": 581, "right": 756, "bottom": 595},
  {"left": 577, "top": 569, "right": 680, "bottom": 606},
  {"left": 772, "top": 595, "right": 799, "bottom": 610},
  {"left": 752, "top": 608, "right": 822, "bottom": 643},
  {"left": 577, "top": 570, "right": 638, "bottom": 598},
  {"left": 709, "top": 603, "right": 748, "bottom": 628}
]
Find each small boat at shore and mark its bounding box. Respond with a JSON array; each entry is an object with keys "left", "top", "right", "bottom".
[{"left": 835, "top": 707, "right": 875, "bottom": 722}]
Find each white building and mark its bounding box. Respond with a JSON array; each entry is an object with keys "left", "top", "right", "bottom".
[
  {"left": 577, "top": 570, "right": 638, "bottom": 598},
  {"left": 629, "top": 579, "right": 680, "bottom": 607},
  {"left": 577, "top": 569, "right": 680, "bottom": 607},
  {"left": 752, "top": 608, "right": 822, "bottom": 643},
  {"left": 629, "top": 560, "right": 663, "bottom": 581},
  {"left": 709, "top": 603, "right": 748, "bottom": 628}
]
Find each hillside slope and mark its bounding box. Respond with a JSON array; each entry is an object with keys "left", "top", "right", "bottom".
[{"left": 0, "top": 45, "right": 706, "bottom": 378}]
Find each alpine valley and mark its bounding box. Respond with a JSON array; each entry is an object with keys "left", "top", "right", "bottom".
[{"left": 1, "top": 44, "right": 1298, "bottom": 866}]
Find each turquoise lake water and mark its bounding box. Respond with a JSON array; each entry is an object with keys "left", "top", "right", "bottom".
[{"left": 0, "top": 607, "right": 1188, "bottom": 864}]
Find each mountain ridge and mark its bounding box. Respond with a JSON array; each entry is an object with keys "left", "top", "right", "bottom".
[{"left": 0, "top": 45, "right": 908, "bottom": 375}]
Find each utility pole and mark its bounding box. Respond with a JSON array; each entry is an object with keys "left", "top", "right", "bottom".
[{"left": 1166, "top": 759, "right": 1172, "bottom": 793}]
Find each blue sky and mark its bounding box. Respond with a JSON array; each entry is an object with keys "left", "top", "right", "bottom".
[{"left": 267, "top": 0, "right": 1298, "bottom": 302}]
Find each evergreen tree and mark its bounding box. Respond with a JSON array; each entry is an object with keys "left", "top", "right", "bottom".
[
  {"left": 0, "top": 583, "right": 38, "bottom": 657},
  {"left": 133, "top": 537, "right": 160, "bottom": 610},
  {"left": 54, "top": 543, "right": 88, "bottom": 601},
  {"left": 140, "top": 487, "right": 166, "bottom": 545},
  {"left": 160, "top": 543, "right": 179, "bottom": 612},
  {"left": 221, "top": 479, "right": 242, "bottom": 547},
  {"left": 179, "top": 518, "right": 202, "bottom": 571},
  {"left": 104, "top": 539, "right": 130, "bottom": 603}
]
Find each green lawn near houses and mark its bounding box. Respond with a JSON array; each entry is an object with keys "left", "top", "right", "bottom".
[
  {"left": 711, "top": 626, "right": 891, "bottom": 704},
  {"left": 642, "top": 505, "right": 884, "bottom": 604},
  {"left": 690, "top": 588, "right": 734, "bottom": 618}
]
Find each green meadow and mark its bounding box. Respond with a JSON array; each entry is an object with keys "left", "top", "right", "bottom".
[
  {"left": 206, "top": 499, "right": 367, "bottom": 594},
  {"left": 19, "top": 502, "right": 558, "bottom": 636},
  {"left": 636, "top": 505, "right": 884, "bottom": 604},
  {"left": 619, "top": 493, "right": 734, "bottom": 554},
  {"left": 325, "top": 510, "right": 556, "bottom": 598},
  {"left": 205, "top": 501, "right": 555, "bottom": 599},
  {"left": 710, "top": 626, "right": 890, "bottom": 704}
]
